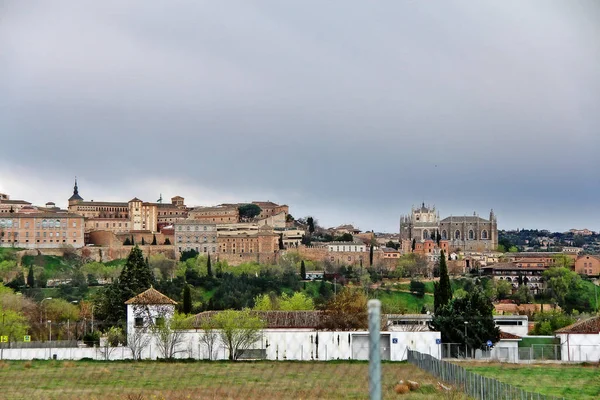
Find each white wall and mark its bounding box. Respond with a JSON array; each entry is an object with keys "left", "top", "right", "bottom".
[{"left": 558, "top": 333, "right": 600, "bottom": 362}]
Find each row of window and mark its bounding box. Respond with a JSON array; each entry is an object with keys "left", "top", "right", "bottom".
[
  {"left": 177, "top": 236, "right": 216, "bottom": 243},
  {"left": 0, "top": 220, "right": 78, "bottom": 229},
  {"left": 2, "top": 231, "right": 78, "bottom": 238},
  {"left": 432, "top": 229, "right": 489, "bottom": 240},
  {"left": 177, "top": 225, "right": 212, "bottom": 231}
]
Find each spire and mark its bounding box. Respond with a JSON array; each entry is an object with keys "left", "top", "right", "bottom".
[{"left": 68, "top": 177, "right": 83, "bottom": 202}]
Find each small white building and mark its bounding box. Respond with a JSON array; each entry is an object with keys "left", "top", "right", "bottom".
[
  {"left": 556, "top": 316, "right": 600, "bottom": 362},
  {"left": 327, "top": 242, "right": 366, "bottom": 252}
]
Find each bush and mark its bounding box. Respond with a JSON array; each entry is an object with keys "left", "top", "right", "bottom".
[{"left": 83, "top": 332, "right": 100, "bottom": 347}]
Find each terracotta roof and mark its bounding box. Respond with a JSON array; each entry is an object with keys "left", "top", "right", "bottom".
[
  {"left": 129, "top": 197, "right": 142, "bottom": 203},
  {"left": 194, "top": 310, "right": 325, "bottom": 329},
  {"left": 555, "top": 316, "right": 600, "bottom": 334},
  {"left": 125, "top": 287, "right": 177, "bottom": 305},
  {"left": 1, "top": 200, "right": 32, "bottom": 205},
  {"left": 440, "top": 216, "right": 490, "bottom": 223},
  {"left": 0, "top": 212, "right": 82, "bottom": 219},
  {"left": 499, "top": 331, "right": 522, "bottom": 340}
]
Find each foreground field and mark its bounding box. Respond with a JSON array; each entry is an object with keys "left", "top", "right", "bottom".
[
  {"left": 465, "top": 362, "right": 600, "bottom": 400},
  {"left": 0, "top": 360, "right": 466, "bottom": 400}
]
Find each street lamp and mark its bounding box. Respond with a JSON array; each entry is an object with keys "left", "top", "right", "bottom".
[
  {"left": 47, "top": 320, "right": 51, "bottom": 342},
  {"left": 40, "top": 297, "right": 52, "bottom": 324},
  {"left": 464, "top": 321, "right": 469, "bottom": 358}
]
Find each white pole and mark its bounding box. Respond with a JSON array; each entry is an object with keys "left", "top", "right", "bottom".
[{"left": 368, "top": 299, "right": 381, "bottom": 400}]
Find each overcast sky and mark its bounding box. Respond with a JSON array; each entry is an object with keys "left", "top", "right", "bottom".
[{"left": 1, "top": 1, "right": 599, "bottom": 233}]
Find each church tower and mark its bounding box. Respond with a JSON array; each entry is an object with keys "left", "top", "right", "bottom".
[{"left": 68, "top": 177, "right": 83, "bottom": 206}]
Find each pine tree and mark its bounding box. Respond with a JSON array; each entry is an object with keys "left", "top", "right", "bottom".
[
  {"left": 300, "top": 260, "right": 306, "bottom": 280},
  {"left": 151, "top": 234, "right": 157, "bottom": 245},
  {"left": 118, "top": 246, "right": 155, "bottom": 305},
  {"left": 182, "top": 284, "right": 192, "bottom": 314},
  {"left": 27, "top": 265, "right": 35, "bottom": 288},
  {"left": 207, "top": 254, "right": 213, "bottom": 278},
  {"left": 434, "top": 250, "right": 452, "bottom": 313}
]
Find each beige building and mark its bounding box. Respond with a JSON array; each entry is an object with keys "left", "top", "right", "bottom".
[
  {"left": 218, "top": 225, "right": 278, "bottom": 255},
  {"left": 252, "top": 201, "right": 289, "bottom": 219},
  {"left": 0, "top": 193, "right": 33, "bottom": 214},
  {"left": 174, "top": 220, "right": 217, "bottom": 254},
  {"left": 189, "top": 205, "right": 240, "bottom": 224},
  {"left": 575, "top": 255, "right": 600, "bottom": 277},
  {"left": 0, "top": 212, "right": 85, "bottom": 249}
]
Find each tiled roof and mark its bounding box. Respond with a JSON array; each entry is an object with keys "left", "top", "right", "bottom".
[
  {"left": 555, "top": 316, "right": 600, "bottom": 334},
  {"left": 76, "top": 201, "right": 128, "bottom": 207},
  {"left": 125, "top": 287, "right": 177, "bottom": 305},
  {"left": 194, "top": 310, "right": 325, "bottom": 329},
  {"left": 0, "top": 200, "right": 32, "bottom": 205},
  {"left": 499, "top": 331, "right": 522, "bottom": 340},
  {"left": 440, "top": 216, "right": 490, "bottom": 223},
  {"left": 0, "top": 212, "right": 82, "bottom": 219}
]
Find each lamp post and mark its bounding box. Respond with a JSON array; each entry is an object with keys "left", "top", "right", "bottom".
[
  {"left": 40, "top": 297, "right": 52, "bottom": 330},
  {"left": 464, "top": 321, "right": 469, "bottom": 358},
  {"left": 47, "top": 320, "right": 51, "bottom": 342},
  {"left": 91, "top": 305, "right": 95, "bottom": 333}
]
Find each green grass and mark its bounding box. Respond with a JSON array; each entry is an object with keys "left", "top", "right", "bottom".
[
  {"left": 465, "top": 363, "right": 600, "bottom": 400},
  {"left": 373, "top": 290, "right": 434, "bottom": 314},
  {"left": 395, "top": 281, "right": 436, "bottom": 294},
  {"left": 105, "top": 259, "right": 126, "bottom": 267},
  {"left": 21, "top": 254, "right": 69, "bottom": 276},
  {"left": 0, "top": 360, "right": 467, "bottom": 400}
]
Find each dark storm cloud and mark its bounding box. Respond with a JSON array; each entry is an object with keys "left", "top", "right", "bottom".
[{"left": 1, "top": 0, "right": 599, "bottom": 232}]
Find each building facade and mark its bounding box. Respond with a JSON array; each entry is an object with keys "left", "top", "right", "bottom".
[
  {"left": 0, "top": 212, "right": 85, "bottom": 249},
  {"left": 174, "top": 220, "right": 217, "bottom": 254},
  {"left": 575, "top": 255, "right": 600, "bottom": 277},
  {"left": 400, "top": 203, "right": 498, "bottom": 251},
  {"left": 188, "top": 205, "right": 240, "bottom": 224}
]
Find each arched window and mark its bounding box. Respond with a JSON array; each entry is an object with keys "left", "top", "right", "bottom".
[
  {"left": 481, "top": 230, "right": 488, "bottom": 239},
  {"left": 441, "top": 230, "right": 447, "bottom": 240},
  {"left": 42, "top": 220, "right": 48, "bottom": 228},
  {"left": 422, "top": 230, "right": 429, "bottom": 240},
  {"left": 455, "top": 230, "right": 461, "bottom": 240},
  {"left": 468, "top": 230, "right": 474, "bottom": 240}
]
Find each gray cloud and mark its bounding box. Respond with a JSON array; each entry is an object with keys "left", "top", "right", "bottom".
[{"left": 1, "top": 0, "right": 599, "bottom": 232}]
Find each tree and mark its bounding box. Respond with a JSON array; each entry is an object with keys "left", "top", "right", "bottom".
[
  {"left": 152, "top": 312, "right": 193, "bottom": 359},
  {"left": 182, "top": 284, "right": 192, "bottom": 314},
  {"left": 411, "top": 239, "right": 416, "bottom": 251},
  {"left": 151, "top": 235, "right": 157, "bottom": 245},
  {"left": 27, "top": 265, "right": 35, "bottom": 288},
  {"left": 436, "top": 230, "right": 441, "bottom": 246},
  {"left": 278, "top": 234, "right": 285, "bottom": 250},
  {"left": 369, "top": 244, "right": 374, "bottom": 266},
  {"left": 511, "top": 285, "right": 533, "bottom": 305},
  {"left": 149, "top": 254, "right": 177, "bottom": 281},
  {"left": 409, "top": 280, "right": 425, "bottom": 297},
  {"left": 398, "top": 253, "right": 428, "bottom": 277},
  {"left": 238, "top": 204, "right": 262, "bottom": 221},
  {"left": 321, "top": 289, "right": 368, "bottom": 330},
  {"left": 99, "top": 326, "right": 125, "bottom": 360},
  {"left": 207, "top": 254, "right": 213, "bottom": 278},
  {"left": 552, "top": 254, "right": 575, "bottom": 269},
  {"left": 141, "top": 237, "right": 146, "bottom": 246},
  {"left": 164, "top": 238, "right": 171, "bottom": 245},
  {"left": 131, "top": 236, "right": 135, "bottom": 245},
  {"left": 212, "top": 309, "right": 265, "bottom": 361},
  {"left": 496, "top": 280, "right": 512, "bottom": 300},
  {"left": 199, "top": 318, "right": 219, "bottom": 360},
  {"left": 430, "top": 286, "right": 500, "bottom": 354},
  {"left": 532, "top": 311, "right": 576, "bottom": 335},
  {"left": 433, "top": 250, "right": 452, "bottom": 313},
  {"left": 127, "top": 328, "right": 151, "bottom": 361},
  {"left": 180, "top": 249, "right": 198, "bottom": 262},
  {"left": 307, "top": 217, "right": 315, "bottom": 234},
  {"left": 280, "top": 292, "right": 315, "bottom": 310},
  {"left": 300, "top": 260, "right": 306, "bottom": 280},
  {"left": 123, "top": 237, "right": 132, "bottom": 246},
  {"left": 0, "top": 308, "right": 29, "bottom": 345}
]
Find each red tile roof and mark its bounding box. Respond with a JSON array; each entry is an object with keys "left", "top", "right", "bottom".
[
  {"left": 125, "top": 287, "right": 177, "bottom": 305},
  {"left": 555, "top": 316, "right": 600, "bottom": 334},
  {"left": 499, "top": 331, "right": 522, "bottom": 340}
]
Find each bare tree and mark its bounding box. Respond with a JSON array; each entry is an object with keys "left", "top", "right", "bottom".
[
  {"left": 199, "top": 319, "right": 219, "bottom": 360},
  {"left": 152, "top": 313, "right": 191, "bottom": 360},
  {"left": 127, "top": 328, "right": 151, "bottom": 361},
  {"left": 99, "top": 326, "right": 125, "bottom": 361}
]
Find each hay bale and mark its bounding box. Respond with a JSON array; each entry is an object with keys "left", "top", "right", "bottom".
[{"left": 394, "top": 384, "right": 410, "bottom": 394}]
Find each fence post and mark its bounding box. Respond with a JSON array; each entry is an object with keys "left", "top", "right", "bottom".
[{"left": 368, "top": 300, "right": 381, "bottom": 400}]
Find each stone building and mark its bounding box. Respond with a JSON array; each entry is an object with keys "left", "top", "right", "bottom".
[
  {"left": 0, "top": 212, "right": 85, "bottom": 249},
  {"left": 400, "top": 203, "right": 498, "bottom": 251},
  {"left": 174, "top": 220, "right": 217, "bottom": 254},
  {"left": 0, "top": 192, "right": 32, "bottom": 214},
  {"left": 67, "top": 179, "right": 184, "bottom": 234},
  {"left": 188, "top": 205, "right": 240, "bottom": 224},
  {"left": 575, "top": 255, "right": 600, "bottom": 277},
  {"left": 252, "top": 201, "right": 289, "bottom": 219}
]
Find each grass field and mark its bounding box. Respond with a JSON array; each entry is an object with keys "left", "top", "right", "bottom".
[
  {"left": 374, "top": 290, "right": 434, "bottom": 314},
  {"left": 0, "top": 360, "right": 467, "bottom": 400},
  {"left": 465, "top": 362, "right": 600, "bottom": 400}
]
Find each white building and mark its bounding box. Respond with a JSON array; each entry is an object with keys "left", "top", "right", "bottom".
[
  {"left": 174, "top": 220, "right": 217, "bottom": 254},
  {"left": 327, "top": 242, "right": 366, "bottom": 252},
  {"left": 556, "top": 316, "right": 600, "bottom": 362}
]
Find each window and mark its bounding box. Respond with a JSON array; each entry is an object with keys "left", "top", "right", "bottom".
[
  {"left": 72, "top": 222, "right": 76, "bottom": 228},
  {"left": 134, "top": 317, "right": 144, "bottom": 328},
  {"left": 481, "top": 230, "right": 488, "bottom": 239},
  {"left": 441, "top": 230, "right": 447, "bottom": 240},
  {"left": 468, "top": 230, "right": 474, "bottom": 240},
  {"left": 455, "top": 230, "right": 461, "bottom": 240}
]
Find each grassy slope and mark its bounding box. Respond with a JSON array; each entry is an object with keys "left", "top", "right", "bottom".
[
  {"left": 0, "top": 360, "right": 467, "bottom": 400},
  {"left": 466, "top": 363, "right": 600, "bottom": 400}
]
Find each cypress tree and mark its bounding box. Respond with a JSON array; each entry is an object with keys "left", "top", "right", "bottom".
[
  {"left": 141, "top": 237, "right": 146, "bottom": 245},
  {"left": 164, "top": 238, "right": 171, "bottom": 245},
  {"left": 207, "top": 254, "right": 213, "bottom": 278},
  {"left": 434, "top": 250, "right": 452, "bottom": 313},
  {"left": 278, "top": 234, "right": 285, "bottom": 250},
  {"left": 124, "top": 237, "right": 131, "bottom": 246},
  {"left": 131, "top": 236, "right": 135, "bottom": 245},
  {"left": 151, "top": 234, "right": 157, "bottom": 245},
  {"left": 182, "top": 284, "right": 192, "bottom": 314},
  {"left": 119, "top": 246, "right": 155, "bottom": 306},
  {"left": 27, "top": 265, "right": 35, "bottom": 288},
  {"left": 369, "top": 245, "right": 374, "bottom": 266},
  {"left": 300, "top": 260, "right": 306, "bottom": 280},
  {"left": 411, "top": 239, "right": 416, "bottom": 251}
]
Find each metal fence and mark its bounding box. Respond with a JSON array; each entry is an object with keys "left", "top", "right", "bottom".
[{"left": 407, "top": 350, "right": 566, "bottom": 400}]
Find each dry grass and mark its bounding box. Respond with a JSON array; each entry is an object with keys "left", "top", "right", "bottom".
[{"left": 0, "top": 360, "right": 466, "bottom": 399}]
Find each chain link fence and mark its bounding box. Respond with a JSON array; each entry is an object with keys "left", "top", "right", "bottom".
[{"left": 408, "top": 350, "right": 566, "bottom": 400}]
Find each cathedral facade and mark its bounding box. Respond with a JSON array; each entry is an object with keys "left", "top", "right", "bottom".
[{"left": 400, "top": 203, "right": 498, "bottom": 251}]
